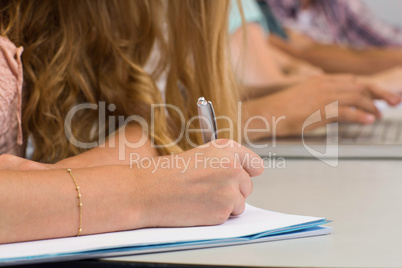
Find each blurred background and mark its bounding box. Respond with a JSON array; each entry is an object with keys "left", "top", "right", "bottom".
[{"left": 363, "top": 0, "right": 402, "bottom": 26}]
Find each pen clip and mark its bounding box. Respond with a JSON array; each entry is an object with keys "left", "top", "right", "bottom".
[{"left": 197, "top": 97, "right": 218, "bottom": 143}]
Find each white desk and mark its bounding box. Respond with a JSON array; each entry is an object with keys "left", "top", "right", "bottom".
[{"left": 104, "top": 159, "right": 402, "bottom": 267}]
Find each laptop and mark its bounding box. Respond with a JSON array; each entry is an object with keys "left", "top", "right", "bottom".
[{"left": 247, "top": 101, "right": 402, "bottom": 159}]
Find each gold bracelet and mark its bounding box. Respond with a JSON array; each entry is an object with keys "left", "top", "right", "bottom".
[{"left": 67, "top": 168, "right": 83, "bottom": 236}]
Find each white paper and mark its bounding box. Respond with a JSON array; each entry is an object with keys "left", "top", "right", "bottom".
[{"left": 0, "top": 204, "right": 329, "bottom": 265}]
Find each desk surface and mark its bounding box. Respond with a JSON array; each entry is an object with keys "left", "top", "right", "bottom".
[{"left": 104, "top": 158, "right": 402, "bottom": 267}]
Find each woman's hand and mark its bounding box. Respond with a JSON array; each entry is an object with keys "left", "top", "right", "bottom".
[
  {"left": 131, "top": 139, "right": 264, "bottom": 228},
  {"left": 0, "top": 140, "right": 263, "bottom": 243},
  {"left": 243, "top": 75, "right": 402, "bottom": 139}
]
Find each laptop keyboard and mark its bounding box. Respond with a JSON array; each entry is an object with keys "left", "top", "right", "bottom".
[{"left": 338, "top": 120, "right": 402, "bottom": 144}]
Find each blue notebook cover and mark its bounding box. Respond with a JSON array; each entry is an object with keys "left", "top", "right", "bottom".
[{"left": 0, "top": 204, "right": 332, "bottom": 266}]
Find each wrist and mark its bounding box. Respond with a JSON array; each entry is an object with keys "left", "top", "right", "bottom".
[{"left": 70, "top": 165, "right": 148, "bottom": 233}]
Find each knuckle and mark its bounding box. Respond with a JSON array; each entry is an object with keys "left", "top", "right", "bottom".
[
  {"left": 354, "top": 84, "right": 366, "bottom": 93},
  {"left": 245, "top": 181, "right": 254, "bottom": 198},
  {"left": 225, "top": 160, "right": 236, "bottom": 170},
  {"left": 214, "top": 138, "right": 230, "bottom": 145},
  {"left": 221, "top": 156, "right": 241, "bottom": 171},
  {"left": 235, "top": 202, "right": 246, "bottom": 215},
  {"left": 350, "top": 94, "right": 361, "bottom": 103},
  {"left": 231, "top": 162, "right": 244, "bottom": 175},
  {"left": 338, "top": 108, "right": 352, "bottom": 120},
  {"left": 213, "top": 139, "right": 242, "bottom": 151},
  {"left": 211, "top": 200, "right": 233, "bottom": 224},
  {"left": 215, "top": 208, "right": 231, "bottom": 224},
  {"left": 214, "top": 139, "right": 235, "bottom": 147},
  {"left": 220, "top": 184, "right": 239, "bottom": 202}
]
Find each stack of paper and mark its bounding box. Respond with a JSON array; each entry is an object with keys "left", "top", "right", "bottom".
[{"left": 0, "top": 204, "right": 331, "bottom": 266}]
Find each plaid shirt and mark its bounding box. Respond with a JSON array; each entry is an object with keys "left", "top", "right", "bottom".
[{"left": 267, "top": 0, "right": 402, "bottom": 48}]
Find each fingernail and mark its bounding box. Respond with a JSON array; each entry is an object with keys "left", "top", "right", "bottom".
[{"left": 365, "top": 114, "right": 376, "bottom": 123}]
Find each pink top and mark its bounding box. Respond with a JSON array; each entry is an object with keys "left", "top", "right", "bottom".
[{"left": 0, "top": 36, "right": 24, "bottom": 156}]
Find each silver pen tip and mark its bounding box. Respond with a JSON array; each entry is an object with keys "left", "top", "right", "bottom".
[{"left": 197, "top": 97, "right": 208, "bottom": 106}]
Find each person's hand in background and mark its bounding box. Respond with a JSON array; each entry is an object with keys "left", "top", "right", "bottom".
[
  {"left": 269, "top": 44, "right": 324, "bottom": 78},
  {"left": 243, "top": 75, "right": 401, "bottom": 140}
]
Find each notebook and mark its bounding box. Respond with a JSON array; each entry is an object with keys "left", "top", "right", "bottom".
[{"left": 0, "top": 204, "right": 331, "bottom": 266}]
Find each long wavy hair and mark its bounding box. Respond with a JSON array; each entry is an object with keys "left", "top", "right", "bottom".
[{"left": 0, "top": 0, "right": 240, "bottom": 163}]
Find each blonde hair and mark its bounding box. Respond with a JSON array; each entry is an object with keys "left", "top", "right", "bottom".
[{"left": 1, "top": 0, "right": 240, "bottom": 163}]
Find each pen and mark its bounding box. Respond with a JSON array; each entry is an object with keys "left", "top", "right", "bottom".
[{"left": 197, "top": 97, "right": 218, "bottom": 143}]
